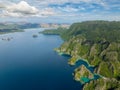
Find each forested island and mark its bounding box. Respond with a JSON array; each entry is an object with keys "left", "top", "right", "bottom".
[
  {"left": 0, "top": 24, "right": 22, "bottom": 34},
  {"left": 0, "top": 22, "right": 70, "bottom": 35},
  {"left": 0, "top": 23, "right": 41, "bottom": 34},
  {"left": 41, "top": 21, "right": 120, "bottom": 90}
]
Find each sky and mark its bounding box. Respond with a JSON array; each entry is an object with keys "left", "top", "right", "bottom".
[{"left": 0, "top": 0, "right": 120, "bottom": 23}]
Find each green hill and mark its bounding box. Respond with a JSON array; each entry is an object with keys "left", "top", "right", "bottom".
[
  {"left": 53, "top": 21, "right": 120, "bottom": 90},
  {"left": 61, "top": 21, "right": 120, "bottom": 42}
]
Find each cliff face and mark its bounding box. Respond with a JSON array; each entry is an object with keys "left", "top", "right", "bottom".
[
  {"left": 74, "top": 65, "right": 94, "bottom": 84},
  {"left": 43, "top": 21, "right": 120, "bottom": 90},
  {"left": 83, "top": 78, "right": 120, "bottom": 90},
  {"left": 56, "top": 36, "right": 120, "bottom": 89},
  {"left": 56, "top": 35, "right": 120, "bottom": 89}
]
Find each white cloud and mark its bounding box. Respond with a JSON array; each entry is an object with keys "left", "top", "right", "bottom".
[
  {"left": 0, "top": 3, "right": 6, "bottom": 8},
  {"left": 7, "top": 1, "right": 39, "bottom": 14},
  {"left": 0, "top": 0, "right": 113, "bottom": 18},
  {"left": 0, "top": 0, "right": 119, "bottom": 22},
  {"left": 40, "top": 8, "right": 56, "bottom": 16},
  {"left": 3, "top": 1, "right": 39, "bottom": 17},
  {"left": 0, "top": 1, "right": 56, "bottom": 17},
  {"left": 0, "top": 1, "right": 13, "bottom": 8}
]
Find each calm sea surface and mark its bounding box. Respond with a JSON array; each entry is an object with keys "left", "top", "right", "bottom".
[{"left": 0, "top": 28, "right": 82, "bottom": 90}]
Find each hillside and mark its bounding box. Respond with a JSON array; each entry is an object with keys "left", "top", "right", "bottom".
[
  {"left": 53, "top": 21, "right": 120, "bottom": 90},
  {"left": 40, "top": 27, "right": 67, "bottom": 35},
  {"left": 61, "top": 21, "right": 120, "bottom": 41}
]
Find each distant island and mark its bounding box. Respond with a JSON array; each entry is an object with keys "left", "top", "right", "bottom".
[
  {"left": 41, "top": 21, "right": 120, "bottom": 90},
  {"left": 0, "top": 22, "right": 70, "bottom": 35},
  {"left": 32, "top": 34, "right": 38, "bottom": 38},
  {"left": 0, "top": 22, "right": 40, "bottom": 34}
]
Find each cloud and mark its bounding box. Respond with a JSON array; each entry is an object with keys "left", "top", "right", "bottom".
[
  {"left": 2, "top": 1, "right": 39, "bottom": 17},
  {"left": 40, "top": 8, "right": 56, "bottom": 16},
  {"left": 37, "top": 0, "right": 108, "bottom": 13},
  {"left": 34, "top": 0, "right": 106, "bottom": 6},
  {"left": 0, "top": 3, "right": 6, "bottom": 8},
  {"left": 0, "top": 0, "right": 118, "bottom": 17},
  {"left": 7, "top": 1, "right": 39, "bottom": 14},
  {"left": 0, "top": 1, "right": 56, "bottom": 17},
  {"left": 57, "top": 6, "right": 79, "bottom": 12},
  {"left": 0, "top": 0, "right": 120, "bottom": 23},
  {"left": 0, "top": 1, "right": 13, "bottom": 8}
]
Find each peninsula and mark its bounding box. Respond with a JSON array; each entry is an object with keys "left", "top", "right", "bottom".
[{"left": 42, "top": 21, "right": 120, "bottom": 90}]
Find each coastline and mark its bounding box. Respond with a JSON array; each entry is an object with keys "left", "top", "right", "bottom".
[
  {"left": 54, "top": 48, "right": 102, "bottom": 84},
  {"left": 54, "top": 48, "right": 94, "bottom": 67}
]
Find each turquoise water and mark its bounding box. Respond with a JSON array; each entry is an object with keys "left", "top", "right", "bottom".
[
  {"left": 75, "top": 60, "right": 100, "bottom": 83},
  {"left": 0, "top": 28, "right": 82, "bottom": 90},
  {"left": 58, "top": 52, "right": 100, "bottom": 84},
  {"left": 81, "top": 77, "right": 90, "bottom": 83},
  {"left": 80, "top": 75, "right": 100, "bottom": 84}
]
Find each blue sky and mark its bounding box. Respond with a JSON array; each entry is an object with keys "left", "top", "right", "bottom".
[{"left": 0, "top": 0, "right": 120, "bottom": 23}]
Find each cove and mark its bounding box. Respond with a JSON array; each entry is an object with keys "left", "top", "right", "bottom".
[
  {"left": 0, "top": 28, "right": 82, "bottom": 90},
  {"left": 59, "top": 53, "right": 101, "bottom": 84},
  {"left": 75, "top": 59, "right": 101, "bottom": 82}
]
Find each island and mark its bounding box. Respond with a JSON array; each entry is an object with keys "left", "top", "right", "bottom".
[
  {"left": 0, "top": 22, "right": 70, "bottom": 35},
  {"left": 1, "top": 37, "right": 13, "bottom": 41},
  {"left": 41, "top": 21, "right": 120, "bottom": 90},
  {"left": 0, "top": 24, "right": 23, "bottom": 34},
  {"left": 32, "top": 34, "right": 38, "bottom": 38},
  {"left": 0, "top": 22, "right": 40, "bottom": 34}
]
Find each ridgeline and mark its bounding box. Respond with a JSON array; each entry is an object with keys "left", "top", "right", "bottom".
[{"left": 42, "top": 21, "right": 120, "bottom": 90}]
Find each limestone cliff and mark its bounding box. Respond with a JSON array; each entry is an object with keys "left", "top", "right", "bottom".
[
  {"left": 74, "top": 65, "right": 94, "bottom": 84},
  {"left": 56, "top": 36, "right": 120, "bottom": 90},
  {"left": 43, "top": 21, "right": 120, "bottom": 90}
]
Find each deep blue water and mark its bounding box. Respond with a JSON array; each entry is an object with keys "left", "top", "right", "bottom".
[
  {"left": 75, "top": 60, "right": 95, "bottom": 73},
  {"left": 0, "top": 28, "right": 82, "bottom": 90}
]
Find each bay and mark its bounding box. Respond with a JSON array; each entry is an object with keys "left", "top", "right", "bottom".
[{"left": 0, "top": 28, "right": 82, "bottom": 90}]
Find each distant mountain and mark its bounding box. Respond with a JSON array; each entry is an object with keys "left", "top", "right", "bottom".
[
  {"left": 0, "top": 22, "right": 70, "bottom": 34},
  {"left": 40, "top": 23, "right": 70, "bottom": 28},
  {"left": 0, "top": 23, "right": 40, "bottom": 34}
]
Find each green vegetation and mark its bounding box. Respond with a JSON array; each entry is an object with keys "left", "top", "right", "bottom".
[
  {"left": 61, "top": 21, "right": 120, "bottom": 42},
  {"left": 74, "top": 65, "right": 94, "bottom": 84},
  {"left": 52, "top": 21, "right": 120, "bottom": 90},
  {"left": 83, "top": 78, "right": 120, "bottom": 90},
  {"left": 0, "top": 24, "right": 23, "bottom": 34},
  {"left": 0, "top": 23, "right": 40, "bottom": 34},
  {"left": 40, "top": 27, "right": 67, "bottom": 36}
]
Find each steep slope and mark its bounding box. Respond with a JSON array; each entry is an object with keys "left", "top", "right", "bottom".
[{"left": 55, "top": 21, "right": 120, "bottom": 90}]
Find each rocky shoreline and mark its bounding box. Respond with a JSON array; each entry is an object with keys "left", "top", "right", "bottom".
[{"left": 54, "top": 37, "right": 120, "bottom": 90}]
